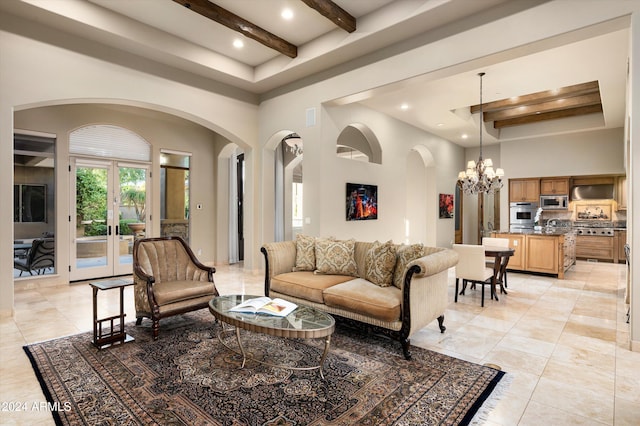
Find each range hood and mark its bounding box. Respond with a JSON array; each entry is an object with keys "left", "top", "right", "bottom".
[{"left": 570, "top": 184, "right": 614, "bottom": 200}]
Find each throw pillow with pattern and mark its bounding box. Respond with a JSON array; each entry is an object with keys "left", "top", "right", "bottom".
[
  {"left": 293, "top": 234, "right": 316, "bottom": 271},
  {"left": 314, "top": 238, "right": 358, "bottom": 276},
  {"left": 393, "top": 243, "right": 425, "bottom": 288},
  {"left": 364, "top": 240, "right": 397, "bottom": 287}
]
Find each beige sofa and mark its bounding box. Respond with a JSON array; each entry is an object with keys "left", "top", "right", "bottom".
[{"left": 261, "top": 237, "right": 458, "bottom": 359}]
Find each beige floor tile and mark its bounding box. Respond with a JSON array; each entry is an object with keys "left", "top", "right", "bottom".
[
  {"left": 551, "top": 343, "right": 616, "bottom": 372},
  {"left": 519, "top": 400, "right": 607, "bottom": 425},
  {"left": 614, "top": 398, "right": 640, "bottom": 425},
  {"left": 531, "top": 377, "right": 614, "bottom": 424}
]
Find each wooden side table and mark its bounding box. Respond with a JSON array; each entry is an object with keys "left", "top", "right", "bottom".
[{"left": 90, "top": 278, "right": 135, "bottom": 349}]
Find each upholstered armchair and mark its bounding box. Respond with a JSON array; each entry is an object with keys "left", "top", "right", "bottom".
[{"left": 133, "top": 236, "right": 218, "bottom": 339}]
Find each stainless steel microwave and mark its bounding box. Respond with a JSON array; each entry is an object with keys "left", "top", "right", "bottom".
[{"left": 540, "top": 195, "right": 568, "bottom": 210}]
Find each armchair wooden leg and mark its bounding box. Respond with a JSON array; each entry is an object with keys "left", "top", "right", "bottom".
[
  {"left": 455, "top": 278, "right": 459, "bottom": 303},
  {"left": 152, "top": 320, "right": 159, "bottom": 340},
  {"left": 437, "top": 315, "right": 446, "bottom": 333},
  {"left": 401, "top": 338, "right": 412, "bottom": 360},
  {"left": 481, "top": 283, "right": 485, "bottom": 307},
  {"left": 136, "top": 317, "right": 143, "bottom": 325}
]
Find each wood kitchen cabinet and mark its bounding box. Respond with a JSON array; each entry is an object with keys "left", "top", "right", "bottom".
[
  {"left": 615, "top": 175, "right": 627, "bottom": 210},
  {"left": 525, "top": 235, "right": 559, "bottom": 274},
  {"left": 617, "top": 230, "right": 627, "bottom": 263},
  {"left": 576, "top": 235, "right": 614, "bottom": 261},
  {"left": 493, "top": 233, "right": 525, "bottom": 269},
  {"left": 540, "top": 178, "right": 569, "bottom": 195},
  {"left": 492, "top": 232, "right": 570, "bottom": 278},
  {"left": 509, "top": 178, "right": 540, "bottom": 203}
]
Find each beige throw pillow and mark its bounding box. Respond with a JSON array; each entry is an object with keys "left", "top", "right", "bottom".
[
  {"left": 364, "top": 240, "right": 397, "bottom": 287},
  {"left": 393, "top": 243, "right": 425, "bottom": 288},
  {"left": 314, "top": 238, "right": 358, "bottom": 276},
  {"left": 293, "top": 234, "right": 316, "bottom": 271}
]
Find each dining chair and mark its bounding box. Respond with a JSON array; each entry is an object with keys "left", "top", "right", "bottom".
[
  {"left": 482, "top": 237, "right": 510, "bottom": 288},
  {"left": 452, "top": 244, "right": 495, "bottom": 307}
]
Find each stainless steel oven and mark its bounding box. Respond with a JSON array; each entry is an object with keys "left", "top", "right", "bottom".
[{"left": 509, "top": 202, "right": 538, "bottom": 231}]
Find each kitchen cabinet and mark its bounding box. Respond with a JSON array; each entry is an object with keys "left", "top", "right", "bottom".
[
  {"left": 525, "top": 235, "right": 559, "bottom": 274},
  {"left": 509, "top": 179, "right": 540, "bottom": 203},
  {"left": 493, "top": 233, "right": 525, "bottom": 269},
  {"left": 491, "top": 232, "right": 569, "bottom": 278},
  {"left": 615, "top": 175, "right": 627, "bottom": 210},
  {"left": 616, "top": 230, "right": 627, "bottom": 263},
  {"left": 576, "top": 235, "right": 614, "bottom": 261},
  {"left": 540, "top": 178, "right": 569, "bottom": 195}
]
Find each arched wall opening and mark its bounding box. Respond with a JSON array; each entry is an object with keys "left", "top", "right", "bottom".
[
  {"left": 336, "top": 123, "right": 382, "bottom": 164},
  {"left": 405, "top": 145, "right": 436, "bottom": 246}
]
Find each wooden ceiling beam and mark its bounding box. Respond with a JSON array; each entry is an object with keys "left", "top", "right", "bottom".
[
  {"left": 300, "top": 0, "right": 356, "bottom": 33},
  {"left": 484, "top": 92, "right": 602, "bottom": 122},
  {"left": 494, "top": 104, "right": 603, "bottom": 128},
  {"left": 471, "top": 81, "right": 599, "bottom": 114},
  {"left": 173, "top": 0, "right": 298, "bottom": 58}
]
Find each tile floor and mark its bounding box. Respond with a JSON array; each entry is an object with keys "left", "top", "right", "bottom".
[{"left": 1, "top": 260, "right": 638, "bottom": 425}]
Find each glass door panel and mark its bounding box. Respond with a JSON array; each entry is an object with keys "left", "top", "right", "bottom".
[
  {"left": 116, "top": 164, "right": 148, "bottom": 275},
  {"left": 72, "top": 161, "right": 112, "bottom": 280}
]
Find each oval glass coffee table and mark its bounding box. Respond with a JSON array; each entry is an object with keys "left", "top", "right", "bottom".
[{"left": 209, "top": 295, "right": 335, "bottom": 379}]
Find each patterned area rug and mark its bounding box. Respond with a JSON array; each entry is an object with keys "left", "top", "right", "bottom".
[{"left": 24, "top": 311, "right": 504, "bottom": 425}]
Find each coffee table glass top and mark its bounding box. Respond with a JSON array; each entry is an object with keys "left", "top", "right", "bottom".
[{"left": 209, "top": 294, "right": 334, "bottom": 333}]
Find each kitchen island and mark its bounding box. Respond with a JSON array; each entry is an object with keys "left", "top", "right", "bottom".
[{"left": 491, "top": 230, "right": 576, "bottom": 279}]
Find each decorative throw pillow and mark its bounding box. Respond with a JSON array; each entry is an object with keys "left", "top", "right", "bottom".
[
  {"left": 393, "top": 243, "right": 425, "bottom": 288},
  {"left": 364, "top": 240, "right": 397, "bottom": 287},
  {"left": 314, "top": 238, "right": 358, "bottom": 276},
  {"left": 293, "top": 234, "right": 316, "bottom": 271}
]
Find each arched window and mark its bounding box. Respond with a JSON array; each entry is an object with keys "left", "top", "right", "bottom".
[{"left": 70, "top": 125, "right": 151, "bottom": 161}]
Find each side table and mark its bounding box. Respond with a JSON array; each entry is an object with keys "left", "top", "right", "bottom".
[{"left": 90, "top": 278, "right": 135, "bottom": 349}]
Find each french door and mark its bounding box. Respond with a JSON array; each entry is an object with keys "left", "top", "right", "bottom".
[{"left": 70, "top": 158, "right": 149, "bottom": 281}]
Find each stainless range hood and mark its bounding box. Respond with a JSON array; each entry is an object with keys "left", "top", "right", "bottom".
[{"left": 570, "top": 184, "right": 614, "bottom": 200}]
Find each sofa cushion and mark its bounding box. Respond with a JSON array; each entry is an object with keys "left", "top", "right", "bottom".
[
  {"left": 393, "top": 243, "right": 425, "bottom": 289},
  {"left": 314, "top": 238, "right": 358, "bottom": 276},
  {"left": 364, "top": 240, "right": 396, "bottom": 287},
  {"left": 293, "top": 234, "right": 316, "bottom": 271},
  {"left": 323, "top": 278, "right": 402, "bottom": 323},
  {"left": 270, "top": 272, "right": 354, "bottom": 304},
  {"left": 153, "top": 280, "right": 216, "bottom": 306}
]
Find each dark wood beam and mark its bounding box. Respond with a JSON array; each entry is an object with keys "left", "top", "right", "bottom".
[
  {"left": 300, "top": 0, "right": 356, "bottom": 33},
  {"left": 173, "top": 0, "right": 298, "bottom": 58},
  {"left": 484, "top": 92, "right": 602, "bottom": 122},
  {"left": 494, "top": 104, "right": 603, "bottom": 128},
  {"left": 471, "top": 81, "right": 599, "bottom": 114}
]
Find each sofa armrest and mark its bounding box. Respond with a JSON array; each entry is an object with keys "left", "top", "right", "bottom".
[
  {"left": 408, "top": 248, "right": 459, "bottom": 278},
  {"left": 261, "top": 241, "right": 297, "bottom": 294},
  {"left": 402, "top": 248, "right": 458, "bottom": 337}
]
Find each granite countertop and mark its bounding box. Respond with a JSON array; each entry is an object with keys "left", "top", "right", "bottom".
[{"left": 496, "top": 229, "right": 574, "bottom": 236}]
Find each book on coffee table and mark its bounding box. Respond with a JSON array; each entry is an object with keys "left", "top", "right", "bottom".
[{"left": 229, "top": 296, "right": 297, "bottom": 317}]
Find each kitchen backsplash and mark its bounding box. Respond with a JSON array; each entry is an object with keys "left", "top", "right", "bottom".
[{"left": 542, "top": 200, "right": 626, "bottom": 225}]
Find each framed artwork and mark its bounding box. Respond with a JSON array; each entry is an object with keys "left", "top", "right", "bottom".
[
  {"left": 439, "top": 193, "right": 454, "bottom": 219},
  {"left": 346, "top": 183, "right": 377, "bottom": 221}
]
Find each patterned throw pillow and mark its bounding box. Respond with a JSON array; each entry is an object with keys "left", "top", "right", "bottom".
[
  {"left": 393, "top": 243, "right": 425, "bottom": 288},
  {"left": 364, "top": 240, "right": 397, "bottom": 287},
  {"left": 293, "top": 234, "right": 316, "bottom": 271},
  {"left": 314, "top": 238, "right": 358, "bottom": 276}
]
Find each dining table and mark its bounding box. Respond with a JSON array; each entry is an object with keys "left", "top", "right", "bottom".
[{"left": 483, "top": 245, "right": 515, "bottom": 301}]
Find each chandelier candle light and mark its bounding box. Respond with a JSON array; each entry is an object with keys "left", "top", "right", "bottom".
[{"left": 457, "top": 72, "right": 505, "bottom": 195}]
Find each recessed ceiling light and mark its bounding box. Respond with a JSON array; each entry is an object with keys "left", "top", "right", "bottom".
[
  {"left": 400, "top": 103, "right": 409, "bottom": 110},
  {"left": 462, "top": 134, "right": 468, "bottom": 139},
  {"left": 233, "top": 38, "right": 244, "bottom": 49},
  {"left": 437, "top": 123, "right": 444, "bottom": 127},
  {"left": 281, "top": 8, "right": 294, "bottom": 20}
]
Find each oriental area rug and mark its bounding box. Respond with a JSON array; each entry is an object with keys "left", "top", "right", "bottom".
[{"left": 24, "top": 311, "right": 505, "bottom": 425}]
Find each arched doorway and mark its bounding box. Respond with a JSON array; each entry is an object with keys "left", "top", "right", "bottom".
[{"left": 69, "top": 125, "right": 151, "bottom": 281}]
